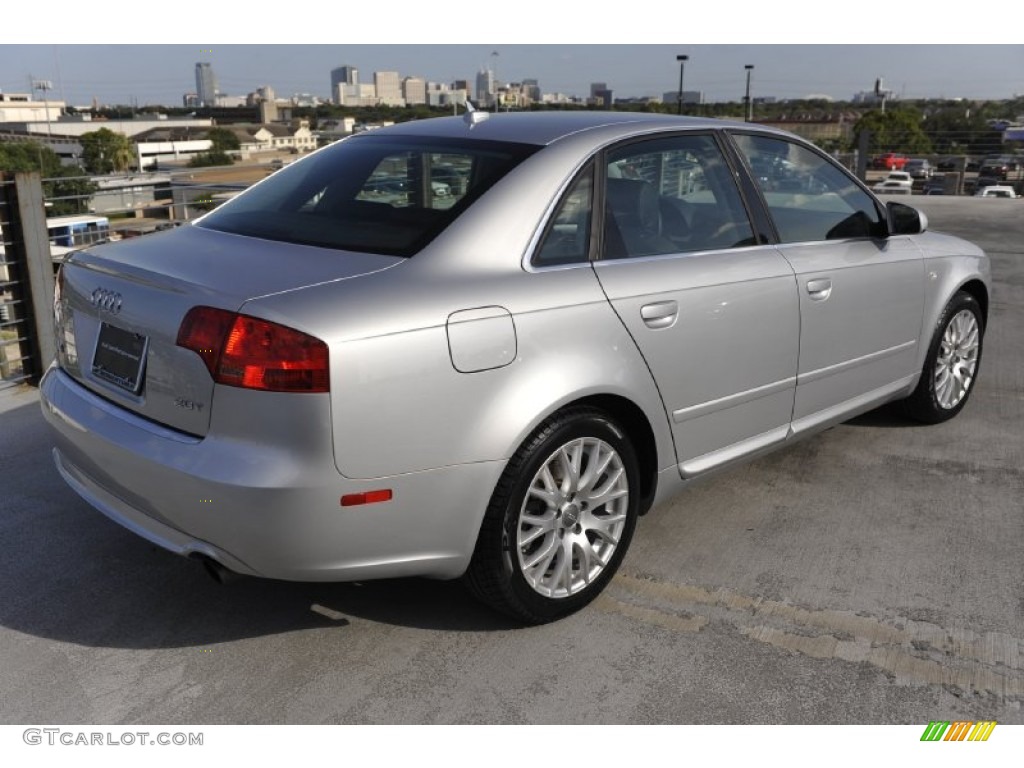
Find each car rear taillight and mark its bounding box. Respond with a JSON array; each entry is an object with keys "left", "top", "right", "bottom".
[{"left": 177, "top": 306, "right": 329, "bottom": 393}]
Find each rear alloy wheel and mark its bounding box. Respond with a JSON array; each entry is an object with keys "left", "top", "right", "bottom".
[
  {"left": 905, "top": 291, "right": 984, "bottom": 423},
  {"left": 465, "top": 407, "right": 640, "bottom": 624}
]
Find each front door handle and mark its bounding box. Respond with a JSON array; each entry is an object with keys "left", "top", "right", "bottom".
[
  {"left": 641, "top": 300, "right": 678, "bottom": 329},
  {"left": 806, "top": 278, "right": 832, "bottom": 301}
]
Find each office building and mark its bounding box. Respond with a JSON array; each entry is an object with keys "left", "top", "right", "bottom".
[
  {"left": 331, "top": 66, "right": 359, "bottom": 103},
  {"left": 476, "top": 69, "right": 495, "bottom": 107},
  {"left": 522, "top": 79, "right": 542, "bottom": 103},
  {"left": 403, "top": 77, "right": 427, "bottom": 106},
  {"left": 374, "top": 71, "right": 404, "bottom": 107},
  {"left": 195, "top": 63, "right": 218, "bottom": 108},
  {"left": 662, "top": 90, "right": 705, "bottom": 106},
  {"left": 590, "top": 83, "right": 613, "bottom": 108}
]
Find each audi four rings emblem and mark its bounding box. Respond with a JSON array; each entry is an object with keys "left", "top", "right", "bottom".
[{"left": 90, "top": 288, "right": 123, "bottom": 314}]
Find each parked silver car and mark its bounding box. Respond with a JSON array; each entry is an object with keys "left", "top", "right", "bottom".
[
  {"left": 904, "top": 158, "right": 933, "bottom": 180},
  {"left": 40, "top": 112, "right": 990, "bottom": 623}
]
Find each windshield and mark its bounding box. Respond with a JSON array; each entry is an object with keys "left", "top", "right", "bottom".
[{"left": 198, "top": 134, "right": 538, "bottom": 257}]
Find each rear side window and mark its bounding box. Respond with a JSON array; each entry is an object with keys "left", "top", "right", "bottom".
[
  {"left": 199, "top": 135, "right": 537, "bottom": 257},
  {"left": 601, "top": 134, "right": 756, "bottom": 259},
  {"left": 732, "top": 133, "right": 884, "bottom": 243},
  {"left": 533, "top": 165, "right": 594, "bottom": 267}
]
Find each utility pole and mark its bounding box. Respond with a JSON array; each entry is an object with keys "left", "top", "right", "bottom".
[
  {"left": 676, "top": 55, "right": 688, "bottom": 116},
  {"left": 490, "top": 50, "right": 499, "bottom": 111},
  {"left": 31, "top": 78, "right": 55, "bottom": 146},
  {"left": 744, "top": 65, "right": 754, "bottom": 122}
]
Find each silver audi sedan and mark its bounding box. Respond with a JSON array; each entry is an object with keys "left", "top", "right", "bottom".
[{"left": 40, "top": 112, "right": 990, "bottom": 623}]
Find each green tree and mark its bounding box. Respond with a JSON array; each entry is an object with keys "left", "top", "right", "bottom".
[
  {"left": 0, "top": 141, "right": 97, "bottom": 215},
  {"left": 80, "top": 128, "right": 135, "bottom": 174},
  {"left": 188, "top": 150, "right": 234, "bottom": 168},
  {"left": 0, "top": 141, "right": 63, "bottom": 174},
  {"left": 206, "top": 127, "right": 240, "bottom": 153},
  {"left": 852, "top": 109, "right": 932, "bottom": 155}
]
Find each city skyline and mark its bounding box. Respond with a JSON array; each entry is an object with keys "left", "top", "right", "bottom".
[{"left": 1, "top": 45, "right": 1021, "bottom": 109}]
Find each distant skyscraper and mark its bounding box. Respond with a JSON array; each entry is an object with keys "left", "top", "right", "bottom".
[
  {"left": 195, "top": 62, "right": 218, "bottom": 107},
  {"left": 590, "top": 82, "right": 613, "bottom": 107},
  {"left": 402, "top": 77, "right": 427, "bottom": 106},
  {"left": 331, "top": 66, "right": 359, "bottom": 103},
  {"left": 374, "top": 71, "right": 403, "bottom": 106},
  {"left": 522, "top": 79, "right": 541, "bottom": 102},
  {"left": 476, "top": 69, "right": 495, "bottom": 107}
]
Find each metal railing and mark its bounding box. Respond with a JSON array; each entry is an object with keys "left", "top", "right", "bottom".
[
  {"left": 1, "top": 177, "right": 35, "bottom": 389},
  {"left": 0, "top": 166, "right": 257, "bottom": 391},
  {"left": 40, "top": 166, "right": 257, "bottom": 236}
]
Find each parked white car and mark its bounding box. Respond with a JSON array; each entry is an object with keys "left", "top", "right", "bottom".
[
  {"left": 873, "top": 172, "right": 913, "bottom": 195},
  {"left": 974, "top": 185, "right": 1019, "bottom": 199}
]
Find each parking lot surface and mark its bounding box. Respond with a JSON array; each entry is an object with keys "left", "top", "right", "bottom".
[{"left": 1, "top": 196, "right": 1021, "bottom": 724}]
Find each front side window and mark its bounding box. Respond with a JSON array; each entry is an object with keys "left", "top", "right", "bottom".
[
  {"left": 602, "top": 134, "right": 755, "bottom": 260},
  {"left": 199, "top": 135, "right": 537, "bottom": 257},
  {"left": 732, "top": 133, "right": 884, "bottom": 243}
]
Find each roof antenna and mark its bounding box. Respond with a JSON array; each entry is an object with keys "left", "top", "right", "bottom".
[{"left": 463, "top": 99, "right": 489, "bottom": 127}]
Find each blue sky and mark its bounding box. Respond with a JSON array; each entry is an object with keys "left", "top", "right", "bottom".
[{"left": 2, "top": 5, "right": 1020, "bottom": 107}]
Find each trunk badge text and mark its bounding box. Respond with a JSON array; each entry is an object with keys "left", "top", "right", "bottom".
[{"left": 90, "top": 288, "right": 123, "bottom": 315}]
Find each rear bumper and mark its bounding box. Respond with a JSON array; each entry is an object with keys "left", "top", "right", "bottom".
[{"left": 40, "top": 365, "right": 505, "bottom": 581}]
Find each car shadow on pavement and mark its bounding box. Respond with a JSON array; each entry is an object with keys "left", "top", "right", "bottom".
[
  {"left": 843, "top": 401, "right": 921, "bottom": 428},
  {"left": 0, "top": 530, "right": 521, "bottom": 650},
  {"left": 0, "top": 399, "right": 524, "bottom": 650}
]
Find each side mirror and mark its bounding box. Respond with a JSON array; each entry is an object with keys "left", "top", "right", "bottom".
[{"left": 886, "top": 201, "right": 928, "bottom": 236}]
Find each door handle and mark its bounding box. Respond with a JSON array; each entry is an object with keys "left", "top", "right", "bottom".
[
  {"left": 641, "top": 300, "right": 678, "bottom": 329},
  {"left": 806, "top": 278, "right": 832, "bottom": 301}
]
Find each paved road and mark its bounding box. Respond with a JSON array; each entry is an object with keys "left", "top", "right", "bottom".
[{"left": 1, "top": 197, "right": 1021, "bottom": 724}]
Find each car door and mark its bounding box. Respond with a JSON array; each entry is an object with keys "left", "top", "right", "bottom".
[
  {"left": 589, "top": 133, "right": 800, "bottom": 477},
  {"left": 730, "top": 133, "right": 925, "bottom": 434}
]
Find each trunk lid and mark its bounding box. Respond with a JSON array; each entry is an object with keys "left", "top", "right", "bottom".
[{"left": 55, "top": 224, "right": 401, "bottom": 436}]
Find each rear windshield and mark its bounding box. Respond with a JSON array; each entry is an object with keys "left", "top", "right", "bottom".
[{"left": 198, "top": 135, "right": 538, "bottom": 257}]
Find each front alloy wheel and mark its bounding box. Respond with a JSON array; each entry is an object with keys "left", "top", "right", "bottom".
[
  {"left": 905, "top": 290, "right": 984, "bottom": 423},
  {"left": 933, "top": 308, "right": 980, "bottom": 410}
]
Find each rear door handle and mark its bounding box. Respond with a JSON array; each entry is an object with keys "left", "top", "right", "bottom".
[
  {"left": 641, "top": 300, "right": 678, "bottom": 329},
  {"left": 806, "top": 278, "right": 832, "bottom": 301}
]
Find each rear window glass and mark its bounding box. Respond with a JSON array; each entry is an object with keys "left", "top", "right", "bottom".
[{"left": 198, "top": 135, "right": 538, "bottom": 257}]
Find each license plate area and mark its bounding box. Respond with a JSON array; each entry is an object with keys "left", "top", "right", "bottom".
[{"left": 92, "top": 322, "right": 148, "bottom": 394}]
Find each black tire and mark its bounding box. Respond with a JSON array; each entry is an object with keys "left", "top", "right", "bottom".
[
  {"left": 904, "top": 291, "right": 984, "bottom": 424},
  {"left": 465, "top": 406, "right": 641, "bottom": 624}
]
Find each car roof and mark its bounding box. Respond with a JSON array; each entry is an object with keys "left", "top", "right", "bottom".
[{"left": 368, "top": 111, "right": 762, "bottom": 147}]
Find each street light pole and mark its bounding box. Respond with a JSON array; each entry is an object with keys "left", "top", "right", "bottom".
[
  {"left": 490, "top": 50, "right": 499, "bottom": 111},
  {"left": 32, "top": 78, "right": 55, "bottom": 144},
  {"left": 744, "top": 65, "right": 754, "bottom": 122},
  {"left": 676, "top": 55, "right": 688, "bottom": 116}
]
